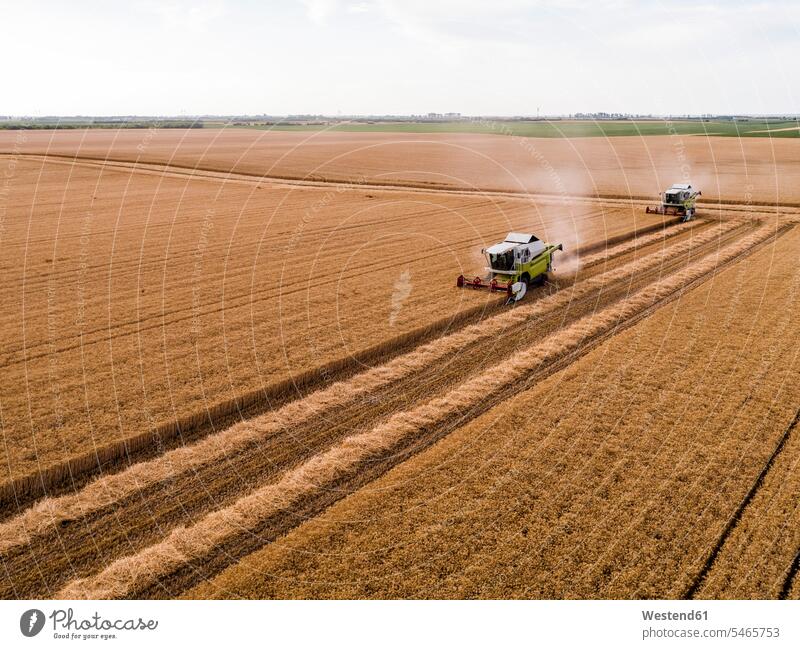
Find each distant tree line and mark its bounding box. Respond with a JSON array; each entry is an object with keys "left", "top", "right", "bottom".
[{"left": 0, "top": 121, "right": 204, "bottom": 130}]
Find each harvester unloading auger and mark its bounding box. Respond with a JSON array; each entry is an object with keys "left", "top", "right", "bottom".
[
  {"left": 457, "top": 232, "right": 563, "bottom": 304},
  {"left": 646, "top": 183, "right": 702, "bottom": 222}
]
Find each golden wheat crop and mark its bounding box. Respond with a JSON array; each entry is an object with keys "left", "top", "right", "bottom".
[{"left": 1, "top": 155, "right": 665, "bottom": 502}]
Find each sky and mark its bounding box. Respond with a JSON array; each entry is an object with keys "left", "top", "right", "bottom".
[{"left": 2, "top": 0, "right": 798, "bottom": 117}]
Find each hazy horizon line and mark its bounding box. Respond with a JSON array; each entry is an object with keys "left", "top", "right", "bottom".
[{"left": 4, "top": 113, "right": 800, "bottom": 121}]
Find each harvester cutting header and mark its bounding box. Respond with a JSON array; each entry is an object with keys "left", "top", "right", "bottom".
[
  {"left": 646, "top": 183, "right": 702, "bottom": 222},
  {"left": 457, "top": 232, "right": 563, "bottom": 304}
]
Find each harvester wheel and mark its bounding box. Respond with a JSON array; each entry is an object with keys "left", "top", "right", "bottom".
[{"left": 520, "top": 272, "right": 531, "bottom": 285}]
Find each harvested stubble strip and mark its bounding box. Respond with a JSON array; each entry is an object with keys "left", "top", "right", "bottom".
[
  {"left": 57, "top": 223, "right": 774, "bottom": 600},
  {"left": 578, "top": 218, "right": 700, "bottom": 268},
  {"left": 0, "top": 220, "right": 739, "bottom": 554}
]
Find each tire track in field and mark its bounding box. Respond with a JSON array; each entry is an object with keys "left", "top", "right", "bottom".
[
  {"left": 681, "top": 404, "right": 800, "bottom": 599},
  {"left": 779, "top": 546, "right": 800, "bottom": 599},
  {"left": 0, "top": 219, "right": 704, "bottom": 514},
  {"left": 55, "top": 223, "right": 788, "bottom": 599},
  {"left": 0, "top": 221, "right": 748, "bottom": 597}
]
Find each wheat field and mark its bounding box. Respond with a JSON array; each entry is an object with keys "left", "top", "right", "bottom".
[{"left": 1, "top": 129, "right": 798, "bottom": 599}]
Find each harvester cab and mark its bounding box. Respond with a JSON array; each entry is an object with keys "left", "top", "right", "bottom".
[
  {"left": 456, "top": 232, "right": 563, "bottom": 304},
  {"left": 646, "top": 183, "right": 702, "bottom": 222}
]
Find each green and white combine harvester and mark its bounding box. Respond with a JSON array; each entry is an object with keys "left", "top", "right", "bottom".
[
  {"left": 456, "top": 232, "right": 563, "bottom": 304},
  {"left": 646, "top": 183, "right": 702, "bottom": 222}
]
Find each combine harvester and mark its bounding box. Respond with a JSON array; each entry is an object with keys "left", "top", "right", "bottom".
[
  {"left": 457, "top": 232, "right": 563, "bottom": 304},
  {"left": 646, "top": 183, "right": 702, "bottom": 222}
]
